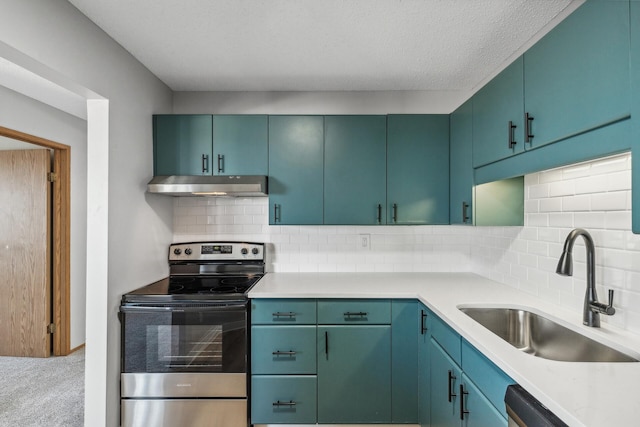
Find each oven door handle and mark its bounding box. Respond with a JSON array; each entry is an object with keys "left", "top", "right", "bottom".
[{"left": 120, "top": 304, "right": 247, "bottom": 313}]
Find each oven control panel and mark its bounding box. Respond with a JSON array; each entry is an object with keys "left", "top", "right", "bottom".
[{"left": 169, "top": 242, "right": 264, "bottom": 261}]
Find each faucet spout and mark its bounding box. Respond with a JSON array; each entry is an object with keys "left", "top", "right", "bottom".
[{"left": 556, "top": 228, "right": 615, "bottom": 327}]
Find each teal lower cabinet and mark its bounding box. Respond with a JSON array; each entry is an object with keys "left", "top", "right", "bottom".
[
  {"left": 250, "top": 298, "right": 512, "bottom": 426},
  {"left": 418, "top": 304, "right": 433, "bottom": 427},
  {"left": 429, "top": 316, "right": 514, "bottom": 427},
  {"left": 431, "top": 340, "right": 463, "bottom": 426},
  {"left": 251, "top": 375, "right": 317, "bottom": 424},
  {"left": 391, "top": 300, "right": 419, "bottom": 423},
  {"left": 251, "top": 326, "right": 316, "bottom": 375},
  {"left": 317, "top": 325, "right": 392, "bottom": 423}
]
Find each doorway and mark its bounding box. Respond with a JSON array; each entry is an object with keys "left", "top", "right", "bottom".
[{"left": 0, "top": 126, "right": 71, "bottom": 356}]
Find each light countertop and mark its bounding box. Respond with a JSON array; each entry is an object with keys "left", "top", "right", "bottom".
[{"left": 249, "top": 272, "right": 640, "bottom": 427}]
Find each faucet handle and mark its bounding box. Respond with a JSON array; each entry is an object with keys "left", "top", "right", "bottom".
[
  {"left": 606, "top": 289, "right": 616, "bottom": 316},
  {"left": 590, "top": 289, "right": 616, "bottom": 316}
]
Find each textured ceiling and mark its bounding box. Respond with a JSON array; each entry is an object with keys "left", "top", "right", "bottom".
[{"left": 67, "top": 0, "right": 578, "bottom": 92}]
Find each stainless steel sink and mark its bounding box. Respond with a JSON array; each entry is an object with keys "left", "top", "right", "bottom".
[{"left": 459, "top": 307, "right": 639, "bottom": 362}]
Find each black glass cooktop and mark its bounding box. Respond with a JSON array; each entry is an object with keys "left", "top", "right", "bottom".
[
  {"left": 122, "top": 274, "right": 263, "bottom": 303},
  {"left": 168, "top": 275, "right": 261, "bottom": 295}
]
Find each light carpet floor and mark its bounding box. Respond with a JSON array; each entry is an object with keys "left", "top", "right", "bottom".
[{"left": 0, "top": 348, "right": 84, "bottom": 427}]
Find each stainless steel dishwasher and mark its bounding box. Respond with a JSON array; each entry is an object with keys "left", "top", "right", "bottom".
[{"left": 505, "top": 385, "right": 568, "bottom": 427}]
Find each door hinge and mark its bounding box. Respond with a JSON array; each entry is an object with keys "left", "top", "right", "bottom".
[
  {"left": 47, "top": 172, "right": 58, "bottom": 182},
  {"left": 47, "top": 323, "right": 56, "bottom": 334}
]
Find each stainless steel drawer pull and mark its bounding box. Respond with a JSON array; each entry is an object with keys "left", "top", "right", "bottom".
[
  {"left": 273, "top": 400, "right": 296, "bottom": 407},
  {"left": 272, "top": 350, "right": 297, "bottom": 356},
  {"left": 272, "top": 312, "right": 296, "bottom": 318},
  {"left": 344, "top": 311, "right": 368, "bottom": 317}
]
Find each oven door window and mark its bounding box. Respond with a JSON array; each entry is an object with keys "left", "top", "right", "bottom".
[{"left": 121, "top": 305, "right": 246, "bottom": 374}]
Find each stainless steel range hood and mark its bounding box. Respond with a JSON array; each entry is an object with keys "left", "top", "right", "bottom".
[{"left": 147, "top": 175, "right": 268, "bottom": 197}]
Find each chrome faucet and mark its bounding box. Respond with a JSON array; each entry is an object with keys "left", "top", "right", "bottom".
[{"left": 556, "top": 228, "right": 615, "bottom": 327}]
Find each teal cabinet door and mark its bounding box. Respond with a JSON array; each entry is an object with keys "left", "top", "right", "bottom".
[
  {"left": 251, "top": 326, "right": 316, "bottom": 375},
  {"left": 462, "top": 339, "right": 514, "bottom": 420},
  {"left": 212, "top": 115, "right": 268, "bottom": 175},
  {"left": 430, "top": 339, "right": 462, "bottom": 427},
  {"left": 251, "top": 375, "right": 317, "bottom": 424},
  {"left": 449, "top": 100, "right": 473, "bottom": 225},
  {"left": 418, "top": 304, "right": 433, "bottom": 427},
  {"left": 268, "top": 116, "right": 324, "bottom": 225},
  {"left": 524, "top": 0, "right": 630, "bottom": 149},
  {"left": 472, "top": 57, "right": 525, "bottom": 168},
  {"left": 391, "top": 300, "right": 419, "bottom": 423},
  {"left": 387, "top": 115, "right": 450, "bottom": 224},
  {"left": 154, "top": 114, "right": 212, "bottom": 176},
  {"left": 317, "top": 325, "right": 391, "bottom": 423},
  {"left": 324, "top": 115, "right": 387, "bottom": 225},
  {"left": 461, "top": 373, "right": 508, "bottom": 427}
]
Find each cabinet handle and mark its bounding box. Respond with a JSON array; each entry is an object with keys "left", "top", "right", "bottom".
[
  {"left": 325, "top": 331, "right": 329, "bottom": 359},
  {"left": 273, "top": 204, "right": 281, "bottom": 223},
  {"left": 420, "top": 310, "right": 428, "bottom": 335},
  {"left": 273, "top": 400, "right": 296, "bottom": 407},
  {"left": 272, "top": 350, "right": 297, "bottom": 356},
  {"left": 459, "top": 384, "right": 469, "bottom": 420},
  {"left": 447, "top": 370, "right": 457, "bottom": 402},
  {"left": 508, "top": 121, "right": 517, "bottom": 149},
  {"left": 462, "top": 202, "right": 470, "bottom": 224},
  {"left": 392, "top": 203, "right": 398, "bottom": 223},
  {"left": 272, "top": 311, "right": 296, "bottom": 318},
  {"left": 377, "top": 204, "right": 382, "bottom": 224},
  {"left": 344, "top": 311, "right": 368, "bottom": 318},
  {"left": 217, "top": 154, "right": 224, "bottom": 173},
  {"left": 201, "top": 154, "right": 209, "bottom": 173},
  {"left": 525, "top": 113, "right": 534, "bottom": 143}
]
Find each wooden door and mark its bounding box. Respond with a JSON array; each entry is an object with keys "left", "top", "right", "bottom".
[{"left": 0, "top": 149, "right": 51, "bottom": 357}]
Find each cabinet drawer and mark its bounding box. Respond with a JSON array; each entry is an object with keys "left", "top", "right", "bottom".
[
  {"left": 462, "top": 339, "right": 514, "bottom": 419},
  {"left": 251, "top": 326, "right": 316, "bottom": 375},
  {"left": 431, "top": 314, "right": 461, "bottom": 365},
  {"left": 317, "top": 299, "right": 391, "bottom": 324},
  {"left": 251, "top": 299, "right": 316, "bottom": 325},
  {"left": 251, "top": 375, "right": 317, "bottom": 424}
]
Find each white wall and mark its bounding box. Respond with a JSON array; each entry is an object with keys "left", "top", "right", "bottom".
[
  {"left": 174, "top": 153, "right": 640, "bottom": 336},
  {"left": 173, "top": 90, "right": 468, "bottom": 114},
  {"left": 0, "top": 84, "right": 87, "bottom": 348},
  {"left": 0, "top": 1, "right": 174, "bottom": 425}
]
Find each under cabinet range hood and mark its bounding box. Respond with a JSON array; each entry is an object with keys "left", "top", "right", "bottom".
[{"left": 147, "top": 175, "right": 268, "bottom": 197}]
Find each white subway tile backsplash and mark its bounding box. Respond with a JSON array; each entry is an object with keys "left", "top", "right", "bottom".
[{"left": 172, "top": 153, "right": 640, "bottom": 335}]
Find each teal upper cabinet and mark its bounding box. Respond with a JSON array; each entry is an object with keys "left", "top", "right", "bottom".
[
  {"left": 523, "top": 0, "right": 630, "bottom": 149},
  {"left": 212, "top": 115, "right": 268, "bottom": 175},
  {"left": 449, "top": 100, "right": 473, "bottom": 225},
  {"left": 153, "top": 114, "right": 268, "bottom": 176},
  {"left": 154, "top": 114, "right": 213, "bottom": 176},
  {"left": 268, "top": 116, "right": 324, "bottom": 225},
  {"left": 324, "top": 115, "right": 387, "bottom": 225},
  {"left": 387, "top": 115, "right": 450, "bottom": 224},
  {"left": 472, "top": 57, "right": 525, "bottom": 168}
]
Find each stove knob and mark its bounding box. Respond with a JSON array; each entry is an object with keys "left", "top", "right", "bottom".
[
  {"left": 252, "top": 248, "right": 259, "bottom": 255},
  {"left": 241, "top": 248, "right": 248, "bottom": 255},
  {"left": 173, "top": 248, "right": 182, "bottom": 255},
  {"left": 185, "top": 248, "right": 192, "bottom": 255}
]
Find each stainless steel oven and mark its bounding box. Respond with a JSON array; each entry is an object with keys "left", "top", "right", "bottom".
[{"left": 119, "top": 242, "right": 265, "bottom": 427}]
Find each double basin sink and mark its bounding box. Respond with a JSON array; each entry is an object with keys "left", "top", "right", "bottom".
[{"left": 459, "top": 306, "right": 639, "bottom": 363}]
